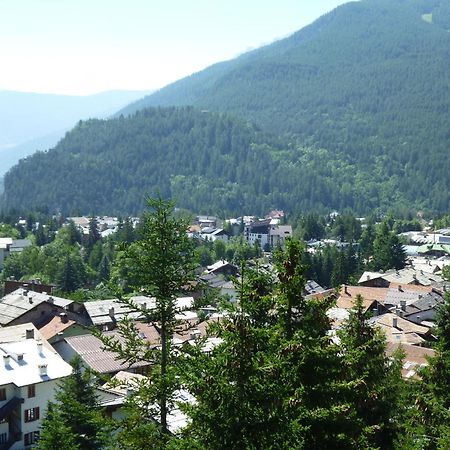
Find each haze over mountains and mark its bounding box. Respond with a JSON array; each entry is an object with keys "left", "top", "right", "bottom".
[
  {"left": 0, "top": 90, "right": 152, "bottom": 176},
  {"left": 2, "top": 0, "right": 450, "bottom": 215}
]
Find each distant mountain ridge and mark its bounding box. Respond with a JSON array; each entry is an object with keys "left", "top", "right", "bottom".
[
  {"left": 2, "top": 0, "right": 450, "bottom": 215},
  {"left": 0, "top": 89, "right": 153, "bottom": 175}
]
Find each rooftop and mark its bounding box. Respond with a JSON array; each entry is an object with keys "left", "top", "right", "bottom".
[
  {"left": 0, "top": 323, "right": 72, "bottom": 386},
  {"left": 0, "top": 289, "right": 73, "bottom": 326}
]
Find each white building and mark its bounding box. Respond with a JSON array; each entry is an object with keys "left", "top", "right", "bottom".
[{"left": 0, "top": 324, "right": 72, "bottom": 449}]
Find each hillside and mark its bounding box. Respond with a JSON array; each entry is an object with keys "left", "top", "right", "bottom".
[
  {"left": 3, "top": 107, "right": 337, "bottom": 215},
  {"left": 2, "top": 0, "right": 450, "bottom": 216},
  {"left": 0, "top": 89, "right": 152, "bottom": 176},
  {"left": 118, "top": 0, "right": 450, "bottom": 213}
]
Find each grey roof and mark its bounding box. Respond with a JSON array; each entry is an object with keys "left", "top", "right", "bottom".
[
  {"left": 64, "top": 332, "right": 149, "bottom": 374},
  {"left": 10, "top": 239, "right": 32, "bottom": 250},
  {"left": 84, "top": 297, "right": 156, "bottom": 326},
  {"left": 382, "top": 268, "right": 444, "bottom": 286},
  {"left": 384, "top": 289, "right": 422, "bottom": 308},
  {"left": 304, "top": 280, "right": 325, "bottom": 295},
  {"left": 0, "top": 289, "right": 73, "bottom": 326},
  {"left": 403, "top": 292, "right": 443, "bottom": 317},
  {"left": 84, "top": 296, "right": 194, "bottom": 327}
]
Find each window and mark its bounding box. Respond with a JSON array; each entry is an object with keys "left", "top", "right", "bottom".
[
  {"left": 24, "top": 431, "right": 39, "bottom": 446},
  {"left": 0, "top": 388, "right": 6, "bottom": 401},
  {"left": 0, "top": 433, "right": 7, "bottom": 444},
  {"left": 24, "top": 407, "right": 39, "bottom": 422},
  {"left": 28, "top": 384, "right": 35, "bottom": 398}
]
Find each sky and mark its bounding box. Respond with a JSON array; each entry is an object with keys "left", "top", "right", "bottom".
[{"left": 0, "top": 0, "right": 350, "bottom": 96}]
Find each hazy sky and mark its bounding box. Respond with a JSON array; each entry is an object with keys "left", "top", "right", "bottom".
[{"left": 0, "top": 0, "right": 350, "bottom": 95}]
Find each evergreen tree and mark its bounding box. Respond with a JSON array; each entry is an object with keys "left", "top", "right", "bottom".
[
  {"left": 34, "top": 223, "right": 48, "bottom": 246},
  {"left": 38, "top": 357, "right": 110, "bottom": 450},
  {"left": 36, "top": 402, "right": 79, "bottom": 450},
  {"left": 66, "top": 220, "right": 82, "bottom": 245},
  {"left": 181, "top": 268, "right": 286, "bottom": 449},
  {"left": 97, "top": 254, "right": 110, "bottom": 282},
  {"left": 57, "top": 254, "right": 85, "bottom": 293},
  {"left": 405, "top": 293, "right": 450, "bottom": 448},
  {"left": 86, "top": 217, "right": 101, "bottom": 253},
  {"left": 338, "top": 294, "right": 405, "bottom": 448},
  {"left": 103, "top": 197, "right": 195, "bottom": 440},
  {"left": 274, "top": 239, "right": 349, "bottom": 449},
  {"left": 371, "top": 221, "right": 406, "bottom": 271}
]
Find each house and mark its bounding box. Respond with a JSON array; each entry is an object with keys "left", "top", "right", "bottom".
[
  {"left": 97, "top": 371, "right": 148, "bottom": 420},
  {"left": 83, "top": 297, "right": 154, "bottom": 330},
  {"left": 0, "top": 323, "right": 72, "bottom": 449},
  {"left": 398, "top": 292, "right": 444, "bottom": 325},
  {"left": 369, "top": 313, "right": 433, "bottom": 346},
  {"left": 200, "top": 228, "right": 229, "bottom": 243},
  {"left": 205, "top": 260, "right": 238, "bottom": 277},
  {"left": 98, "top": 371, "right": 195, "bottom": 434},
  {"left": 0, "top": 288, "right": 86, "bottom": 328},
  {"left": 8, "top": 240, "right": 32, "bottom": 255},
  {"left": 304, "top": 280, "right": 326, "bottom": 296},
  {"left": 244, "top": 219, "right": 272, "bottom": 248},
  {"left": 53, "top": 323, "right": 160, "bottom": 376},
  {"left": 336, "top": 285, "right": 390, "bottom": 315},
  {"left": 385, "top": 342, "right": 435, "bottom": 379},
  {"left": 268, "top": 225, "right": 292, "bottom": 247},
  {"left": 83, "top": 296, "right": 194, "bottom": 330},
  {"left": 199, "top": 273, "right": 239, "bottom": 303},
  {"left": 38, "top": 314, "right": 90, "bottom": 345},
  {"left": 195, "top": 216, "right": 217, "bottom": 229},
  {"left": 4, "top": 280, "right": 56, "bottom": 296},
  {"left": 360, "top": 268, "right": 444, "bottom": 288}
]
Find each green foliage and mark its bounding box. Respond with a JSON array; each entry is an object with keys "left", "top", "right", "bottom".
[
  {"left": 38, "top": 356, "right": 111, "bottom": 450},
  {"left": 338, "top": 294, "right": 405, "bottom": 448},
  {"left": 114, "top": 0, "right": 450, "bottom": 216},
  {"left": 401, "top": 293, "right": 450, "bottom": 448},
  {"left": 102, "top": 197, "right": 196, "bottom": 440},
  {"left": 57, "top": 253, "right": 87, "bottom": 293},
  {"left": 36, "top": 402, "right": 80, "bottom": 450},
  {"left": 0, "top": 223, "right": 20, "bottom": 238},
  {"left": 370, "top": 221, "right": 407, "bottom": 271}
]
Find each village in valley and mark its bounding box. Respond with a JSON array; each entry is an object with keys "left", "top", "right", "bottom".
[{"left": 0, "top": 205, "right": 449, "bottom": 448}]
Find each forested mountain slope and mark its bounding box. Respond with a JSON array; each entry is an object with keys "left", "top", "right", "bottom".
[
  {"left": 118, "top": 0, "right": 450, "bottom": 212},
  {"left": 2, "top": 0, "right": 450, "bottom": 216},
  {"left": 4, "top": 108, "right": 353, "bottom": 215}
]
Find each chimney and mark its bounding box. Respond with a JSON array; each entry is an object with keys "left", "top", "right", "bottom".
[
  {"left": 60, "top": 313, "right": 68, "bottom": 323},
  {"left": 3, "top": 355, "right": 10, "bottom": 366},
  {"left": 109, "top": 307, "right": 115, "bottom": 317},
  {"left": 37, "top": 341, "right": 43, "bottom": 354},
  {"left": 397, "top": 285, "right": 403, "bottom": 292},
  {"left": 28, "top": 295, "right": 33, "bottom": 304},
  {"left": 38, "top": 364, "right": 48, "bottom": 376},
  {"left": 400, "top": 300, "right": 406, "bottom": 311},
  {"left": 344, "top": 285, "right": 348, "bottom": 295},
  {"left": 47, "top": 296, "right": 54, "bottom": 304},
  {"left": 26, "top": 329, "right": 34, "bottom": 339},
  {"left": 23, "top": 289, "right": 28, "bottom": 297},
  {"left": 392, "top": 317, "right": 398, "bottom": 328}
]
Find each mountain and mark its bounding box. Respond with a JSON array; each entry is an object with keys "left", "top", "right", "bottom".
[
  {"left": 2, "top": 0, "right": 450, "bottom": 216},
  {"left": 117, "top": 0, "right": 450, "bottom": 212},
  {"left": 0, "top": 90, "right": 152, "bottom": 175},
  {"left": 2, "top": 107, "right": 339, "bottom": 215}
]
